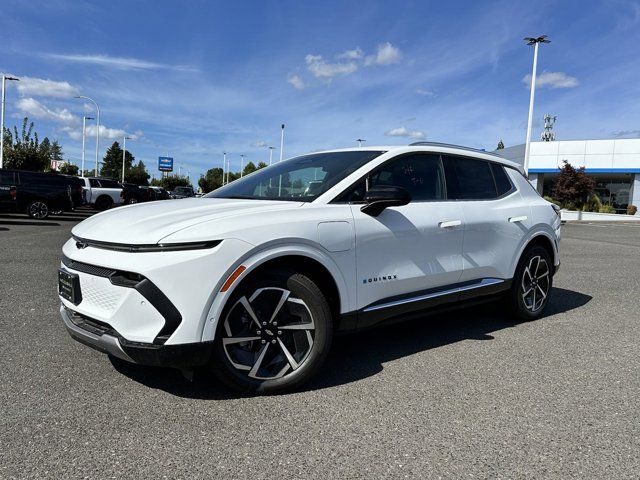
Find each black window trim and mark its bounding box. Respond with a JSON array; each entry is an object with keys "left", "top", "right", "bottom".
[{"left": 330, "top": 152, "right": 517, "bottom": 204}]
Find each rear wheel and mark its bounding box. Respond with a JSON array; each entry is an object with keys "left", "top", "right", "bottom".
[
  {"left": 507, "top": 246, "right": 553, "bottom": 321},
  {"left": 26, "top": 200, "right": 50, "bottom": 219},
  {"left": 94, "top": 196, "right": 113, "bottom": 211},
  {"left": 211, "top": 269, "right": 333, "bottom": 394}
]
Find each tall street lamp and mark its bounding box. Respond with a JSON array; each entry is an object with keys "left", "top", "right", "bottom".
[
  {"left": 75, "top": 95, "right": 100, "bottom": 176},
  {"left": 222, "top": 152, "right": 227, "bottom": 185},
  {"left": 279, "top": 124, "right": 285, "bottom": 162},
  {"left": 81, "top": 116, "right": 94, "bottom": 175},
  {"left": 357, "top": 138, "right": 366, "bottom": 148},
  {"left": 523, "top": 35, "right": 550, "bottom": 176},
  {"left": 122, "top": 136, "right": 132, "bottom": 183},
  {"left": 268, "top": 146, "right": 275, "bottom": 165},
  {"left": 240, "top": 154, "right": 245, "bottom": 177},
  {"left": 0, "top": 75, "right": 20, "bottom": 169}
]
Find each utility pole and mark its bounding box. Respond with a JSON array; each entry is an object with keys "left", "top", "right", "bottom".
[
  {"left": 240, "top": 154, "right": 245, "bottom": 177},
  {"left": 268, "top": 146, "right": 275, "bottom": 165},
  {"left": 357, "top": 138, "right": 366, "bottom": 148},
  {"left": 0, "top": 75, "right": 20, "bottom": 169},
  {"left": 279, "top": 124, "right": 285, "bottom": 162},
  {"left": 121, "top": 136, "right": 131, "bottom": 183},
  {"left": 81, "top": 116, "right": 94, "bottom": 176}
]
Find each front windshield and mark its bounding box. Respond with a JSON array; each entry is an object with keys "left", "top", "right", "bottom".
[{"left": 205, "top": 150, "right": 385, "bottom": 202}]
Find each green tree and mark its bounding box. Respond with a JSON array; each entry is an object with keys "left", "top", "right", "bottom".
[
  {"left": 150, "top": 175, "right": 191, "bottom": 191},
  {"left": 59, "top": 163, "right": 79, "bottom": 175},
  {"left": 198, "top": 167, "right": 224, "bottom": 193},
  {"left": 496, "top": 139, "right": 505, "bottom": 150},
  {"left": 100, "top": 141, "right": 134, "bottom": 180},
  {"left": 2, "top": 117, "right": 50, "bottom": 171},
  {"left": 257, "top": 161, "right": 268, "bottom": 169},
  {"left": 127, "top": 160, "right": 150, "bottom": 185},
  {"left": 50, "top": 140, "right": 64, "bottom": 162},
  {"left": 243, "top": 161, "right": 257, "bottom": 176}
]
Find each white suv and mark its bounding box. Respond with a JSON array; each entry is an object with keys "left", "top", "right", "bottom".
[
  {"left": 59, "top": 143, "right": 561, "bottom": 393},
  {"left": 80, "top": 177, "right": 123, "bottom": 210}
]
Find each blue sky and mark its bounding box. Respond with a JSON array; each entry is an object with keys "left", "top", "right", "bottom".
[{"left": 2, "top": 0, "right": 640, "bottom": 182}]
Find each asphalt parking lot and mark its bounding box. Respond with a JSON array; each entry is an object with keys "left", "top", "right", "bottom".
[{"left": 1, "top": 210, "right": 639, "bottom": 479}]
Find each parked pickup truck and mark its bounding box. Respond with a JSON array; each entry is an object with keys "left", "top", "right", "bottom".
[{"left": 80, "top": 177, "right": 123, "bottom": 210}]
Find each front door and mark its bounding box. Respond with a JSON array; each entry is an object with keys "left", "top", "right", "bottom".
[{"left": 350, "top": 154, "right": 465, "bottom": 310}]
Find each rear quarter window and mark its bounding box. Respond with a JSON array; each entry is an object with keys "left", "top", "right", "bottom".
[
  {"left": 490, "top": 163, "right": 515, "bottom": 196},
  {"left": 443, "top": 156, "right": 498, "bottom": 200}
]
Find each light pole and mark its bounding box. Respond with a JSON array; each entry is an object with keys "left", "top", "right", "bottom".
[
  {"left": 240, "top": 154, "right": 245, "bottom": 177},
  {"left": 75, "top": 95, "right": 100, "bottom": 176},
  {"left": 268, "top": 146, "right": 275, "bottom": 165},
  {"left": 222, "top": 152, "right": 227, "bottom": 185},
  {"left": 121, "top": 136, "right": 131, "bottom": 183},
  {"left": 279, "top": 124, "right": 285, "bottom": 162},
  {"left": 81, "top": 116, "right": 94, "bottom": 175},
  {"left": 0, "top": 75, "right": 20, "bottom": 169},
  {"left": 523, "top": 35, "right": 550, "bottom": 176},
  {"left": 357, "top": 138, "right": 366, "bottom": 148}
]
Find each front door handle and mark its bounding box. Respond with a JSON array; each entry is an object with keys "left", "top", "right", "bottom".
[
  {"left": 509, "top": 215, "right": 528, "bottom": 223},
  {"left": 439, "top": 220, "right": 462, "bottom": 228}
]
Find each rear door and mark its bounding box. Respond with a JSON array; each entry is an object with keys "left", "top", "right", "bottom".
[
  {"left": 350, "top": 153, "right": 465, "bottom": 310},
  {"left": 443, "top": 155, "right": 531, "bottom": 281},
  {"left": 0, "top": 170, "right": 16, "bottom": 211}
]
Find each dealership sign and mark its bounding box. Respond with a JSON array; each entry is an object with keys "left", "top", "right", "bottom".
[{"left": 158, "top": 157, "right": 174, "bottom": 172}]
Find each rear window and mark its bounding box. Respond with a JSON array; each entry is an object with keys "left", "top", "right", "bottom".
[
  {"left": 443, "top": 156, "right": 497, "bottom": 200},
  {"left": 0, "top": 171, "right": 15, "bottom": 185},
  {"left": 490, "top": 163, "right": 514, "bottom": 197},
  {"left": 98, "top": 179, "right": 121, "bottom": 188}
]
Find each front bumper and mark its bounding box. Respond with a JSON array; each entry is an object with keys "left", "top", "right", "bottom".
[{"left": 61, "top": 305, "right": 212, "bottom": 367}]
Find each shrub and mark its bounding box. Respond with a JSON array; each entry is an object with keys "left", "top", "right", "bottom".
[
  {"left": 543, "top": 195, "right": 561, "bottom": 207},
  {"left": 552, "top": 161, "right": 595, "bottom": 206},
  {"left": 598, "top": 204, "right": 616, "bottom": 214},
  {"left": 628, "top": 205, "right": 638, "bottom": 216},
  {"left": 584, "top": 194, "right": 602, "bottom": 212}
]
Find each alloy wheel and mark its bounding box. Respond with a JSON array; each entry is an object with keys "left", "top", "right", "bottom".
[
  {"left": 221, "top": 287, "right": 315, "bottom": 380},
  {"left": 520, "top": 255, "right": 550, "bottom": 312},
  {"left": 29, "top": 201, "right": 49, "bottom": 219}
]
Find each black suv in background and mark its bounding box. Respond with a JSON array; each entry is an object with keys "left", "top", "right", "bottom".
[
  {"left": 171, "top": 186, "right": 195, "bottom": 199},
  {"left": 0, "top": 169, "right": 74, "bottom": 219}
]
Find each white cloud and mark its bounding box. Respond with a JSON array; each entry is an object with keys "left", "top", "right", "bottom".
[
  {"left": 16, "top": 97, "right": 77, "bottom": 124},
  {"left": 522, "top": 71, "right": 579, "bottom": 89},
  {"left": 14, "top": 75, "right": 79, "bottom": 98},
  {"left": 44, "top": 53, "right": 196, "bottom": 71},
  {"left": 612, "top": 129, "right": 640, "bottom": 138},
  {"left": 384, "top": 126, "right": 425, "bottom": 139},
  {"left": 305, "top": 54, "right": 358, "bottom": 79},
  {"left": 365, "top": 42, "right": 402, "bottom": 66},
  {"left": 287, "top": 74, "right": 305, "bottom": 90},
  {"left": 336, "top": 48, "right": 363, "bottom": 60},
  {"left": 416, "top": 88, "right": 435, "bottom": 96},
  {"left": 251, "top": 140, "right": 268, "bottom": 147},
  {"left": 63, "top": 125, "right": 141, "bottom": 141}
]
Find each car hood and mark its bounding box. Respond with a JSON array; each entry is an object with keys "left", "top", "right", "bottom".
[{"left": 72, "top": 198, "right": 304, "bottom": 244}]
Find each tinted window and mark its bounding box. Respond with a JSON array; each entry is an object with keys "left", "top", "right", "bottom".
[
  {"left": 369, "top": 154, "right": 445, "bottom": 201},
  {"left": 443, "top": 156, "right": 497, "bottom": 200},
  {"left": 490, "top": 163, "right": 513, "bottom": 196},
  {"left": 0, "top": 171, "right": 15, "bottom": 185},
  {"left": 89, "top": 178, "right": 100, "bottom": 187},
  {"left": 99, "top": 179, "right": 121, "bottom": 188}
]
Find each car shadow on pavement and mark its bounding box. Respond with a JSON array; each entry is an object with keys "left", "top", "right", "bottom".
[
  {"left": 110, "top": 287, "right": 592, "bottom": 399},
  {"left": 0, "top": 220, "right": 61, "bottom": 227}
]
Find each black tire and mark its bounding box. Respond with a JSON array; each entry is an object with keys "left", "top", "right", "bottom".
[
  {"left": 211, "top": 269, "right": 333, "bottom": 394},
  {"left": 127, "top": 197, "right": 138, "bottom": 205},
  {"left": 94, "top": 196, "right": 113, "bottom": 211},
  {"left": 506, "top": 245, "right": 553, "bottom": 321},
  {"left": 26, "top": 200, "right": 50, "bottom": 219}
]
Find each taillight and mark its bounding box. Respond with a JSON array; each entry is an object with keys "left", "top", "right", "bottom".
[
  {"left": 120, "top": 190, "right": 124, "bottom": 198},
  {"left": 551, "top": 203, "right": 561, "bottom": 219},
  {"left": 9, "top": 186, "right": 17, "bottom": 199}
]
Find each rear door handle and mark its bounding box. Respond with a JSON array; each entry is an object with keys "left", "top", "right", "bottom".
[
  {"left": 439, "top": 220, "right": 462, "bottom": 228},
  {"left": 509, "top": 216, "right": 528, "bottom": 223}
]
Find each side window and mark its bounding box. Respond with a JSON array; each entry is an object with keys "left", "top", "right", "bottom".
[
  {"left": 490, "top": 163, "right": 514, "bottom": 197},
  {"left": 0, "top": 171, "right": 15, "bottom": 185},
  {"left": 89, "top": 178, "right": 100, "bottom": 187},
  {"left": 443, "top": 156, "right": 498, "bottom": 200},
  {"left": 369, "top": 154, "right": 445, "bottom": 201},
  {"left": 99, "top": 179, "right": 121, "bottom": 188}
]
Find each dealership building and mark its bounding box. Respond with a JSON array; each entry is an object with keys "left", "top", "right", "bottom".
[{"left": 498, "top": 139, "right": 640, "bottom": 212}]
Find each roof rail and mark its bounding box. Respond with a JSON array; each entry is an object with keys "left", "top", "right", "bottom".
[{"left": 408, "top": 141, "right": 503, "bottom": 158}]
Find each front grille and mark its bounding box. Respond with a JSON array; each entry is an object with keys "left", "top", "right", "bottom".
[{"left": 61, "top": 255, "right": 116, "bottom": 278}]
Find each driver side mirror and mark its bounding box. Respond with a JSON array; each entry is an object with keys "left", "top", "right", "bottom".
[{"left": 360, "top": 186, "right": 411, "bottom": 217}]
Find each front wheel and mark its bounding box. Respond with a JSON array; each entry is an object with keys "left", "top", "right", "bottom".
[
  {"left": 211, "top": 270, "right": 333, "bottom": 394},
  {"left": 507, "top": 246, "right": 553, "bottom": 321},
  {"left": 26, "top": 200, "right": 50, "bottom": 219}
]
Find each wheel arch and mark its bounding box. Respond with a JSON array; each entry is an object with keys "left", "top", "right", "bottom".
[
  {"left": 201, "top": 245, "right": 351, "bottom": 342},
  {"left": 511, "top": 231, "right": 557, "bottom": 278}
]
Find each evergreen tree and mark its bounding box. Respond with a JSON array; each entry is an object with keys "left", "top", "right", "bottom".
[
  {"left": 257, "top": 161, "right": 268, "bottom": 169},
  {"left": 100, "top": 141, "right": 134, "bottom": 180},
  {"left": 243, "top": 161, "right": 257, "bottom": 176},
  {"left": 127, "top": 160, "right": 151, "bottom": 185},
  {"left": 496, "top": 139, "right": 505, "bottom": 150}
]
